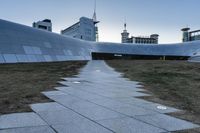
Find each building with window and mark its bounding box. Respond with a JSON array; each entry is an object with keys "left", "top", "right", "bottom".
[
  {"left": 61, "top": 17, "right": 99, "bottom": 42},
  {"left": 32, "top": 19, "right": 52, "bottom": 32},
  {"left": 121, "top": 23, "right": 159, "bottom": 44},
  {"left": 181, "top": 28, "right": 200, "bottom": 42}
]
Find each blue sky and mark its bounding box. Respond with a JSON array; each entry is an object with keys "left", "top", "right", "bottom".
[{"left": 0, "top": 0, "right": 200, "bottom": 43}]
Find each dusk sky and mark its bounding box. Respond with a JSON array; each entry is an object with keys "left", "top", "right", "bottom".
[{"left": 0, "top": 0, "right": 199, "bottom": 44}]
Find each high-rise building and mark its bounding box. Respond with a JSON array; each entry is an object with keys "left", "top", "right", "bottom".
[
  {"left": 32, "top": 19, "right": 52, "bottom": 32},
  {"left": 61, "top": 1, "right": 99, "bottom": 42},
  {"left": 61, "top": 17, "right": 99, "bottom": 42},
  {"left": 121, "top": 23, "right": 159, "bottom": 44},
  {"left": 181, "top": 28, "right": 200, "bottom": 42}
]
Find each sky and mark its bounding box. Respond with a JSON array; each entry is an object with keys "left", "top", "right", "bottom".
[{"left": 0, "top": 0, "right": 200, "bottom": 44}]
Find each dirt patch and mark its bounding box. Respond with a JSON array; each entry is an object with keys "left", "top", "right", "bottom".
[
  {"left": 0, "top": 61, "right": 87, "bottom": 114},
  {"left": 107, "top": 60, "right": 200, "bottom": 133}
]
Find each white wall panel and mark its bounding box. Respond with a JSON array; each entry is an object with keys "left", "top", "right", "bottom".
[
  {"left": 33, "top": 47, "right": 42, "bottom": 55},
  {"left": 23, "top": 46, "right": 34, "bottom": 54},
  {"left": 27, "top": 55, "right": 37, "bottom": 62},
  {"left": 16, "top": 54, "right": 29, "bottom": 62},
  {"left": 3, "top": 54, "right": 18, "bottom": 63},
  {"left": 0, "top": 54, "right": 5, "bottom": 63},
  {"left": 44, "top": 55, "right": 52, "bottom": 62}
]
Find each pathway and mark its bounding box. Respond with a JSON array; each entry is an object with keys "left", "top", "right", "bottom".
[{"left": 0, "top": 61, "right": 199, "bottom": 133}]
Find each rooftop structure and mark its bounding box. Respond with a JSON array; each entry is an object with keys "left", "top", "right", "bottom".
[
  {"left": 121, "top": 23, "right": 159, "bottom": 44},
  {"left": 181, "top": 28, "right": 200, "bottom": 42},
  {"left": 32, "top": 19, "right": 52, "bottom": 32},
  {"left": 121, "top": 23, "right": 130, "bottom": 43}
]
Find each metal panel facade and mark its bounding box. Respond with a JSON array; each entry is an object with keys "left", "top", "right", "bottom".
[{"left": 0, "top": 19, "right": 200, "bottom": 63}]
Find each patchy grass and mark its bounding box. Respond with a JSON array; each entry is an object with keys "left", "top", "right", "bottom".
[
  {"left": 107, "top": 60, "right": 200, "bottom": 133},
  {"left": 0, "top": 61, "right": 87, "bottom": 114}
]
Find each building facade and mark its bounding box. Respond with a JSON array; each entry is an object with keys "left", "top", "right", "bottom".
[
  {"left": 181, "top": 28, "right": 200, "bottom": 42},
  {"left": 121, "top": 23, "right": 130, "bottom": 43},
  {"left": 1, "top": 19, "right": 200, "bottom": 64},
  {"left": 121, "top": 23, "right": 159, "bottom": 44},
  {"left": 61, "top": 17, "right": 99, "bottom": 42},
  {"left": 33, "top": 19, "right": 52, "bottom": 32}
]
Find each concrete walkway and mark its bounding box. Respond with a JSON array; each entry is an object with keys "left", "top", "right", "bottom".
[{"left": 0, "top": 61, "right": 199, "bottom": 133}]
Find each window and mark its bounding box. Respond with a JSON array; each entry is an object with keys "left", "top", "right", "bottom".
[{"left": 38, "top": 25, "right": 47, "bottom": 30}]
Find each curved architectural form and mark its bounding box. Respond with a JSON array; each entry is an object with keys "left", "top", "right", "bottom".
[{"left": 0, "top": 19, "right": 200, "bottom": 63}]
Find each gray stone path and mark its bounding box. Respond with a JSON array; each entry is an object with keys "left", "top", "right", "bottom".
[{"left": 0, "top": 61, "right": 199, "bottom": 133}]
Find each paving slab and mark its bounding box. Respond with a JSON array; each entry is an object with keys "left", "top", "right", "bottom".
[
  {"left": 91, "top": 98, "right": 130, "bottom": 108},
  {"left": 109, "top": 105, "right": 158, "bottom": 117},
  {"left": 31, "top": 102, "right": 67, "bottom": 112},
  {"left": 0, "top": 126, "right": 55, "bottom": 133},
  {"left": 114, "top": 97, "right": 156, "bottom": 106},
  {"left": 58, "top": 81, "right": 92, "bottom": 88},
  {"left": 62, "top": 77, "right": 86, "bottom": 82},
  {"left": 113, "top": 97, "right": 180, "bottom": 113},
  {"left": 42, "top": 91, "right": 68, "bottom": 96},
  {"left": 137, "top": 102, "right": 180, "bottom": 114},
  {"left": 51, "top": 95, "right": 82, "bottom": 107},
  {"left": 100, "top": 91, "right": 150, "bottom": 98},
  {"left": 56, "top": 87, "right": 104, "bottom": 100},
  {"left": 37, "top": 109, "right": 86, "bottom": 125},
  {"left": 0, "top": 113, "right": 47, "bottom": 129},
  {"left": 135, "top": 114, "right": 200, "bottom": 132},
  {"left": 62, "top": 101, "right": 101, "bottom": 110},
  {"left": 70, "top": 105, "right": 126, "bottom": 121},
  {"left": 97, "top": 117, "right": 166, "bottom": 133},
  {"left": 52, "top": 119, "right": 113, "bottom": 133}
]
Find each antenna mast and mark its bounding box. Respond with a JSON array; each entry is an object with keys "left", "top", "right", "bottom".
[
  {"left": 93, "top": 0, "right": 97, "bottom": 22},
  {"left": 93, "top": 0, "right": 99, "bottom": 42}
]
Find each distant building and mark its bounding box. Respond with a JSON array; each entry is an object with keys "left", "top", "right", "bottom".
[
  {"left": 121, "top": 23, "right": 130, "bottom": 43},
  {"left": 61, "top": 1, "right": 99, "bottom": 42},
  {"left": 61, "top": 17, "right": 99, "bottom": 42},
  {"left": 181, "top": 28, "right": 200, "bottom": 42},
  {"left": 33, "top": 19, "right": 52, "bottom": 32},
  {"left": 121, "top": 23, "right": 159, "bottom": 44}
]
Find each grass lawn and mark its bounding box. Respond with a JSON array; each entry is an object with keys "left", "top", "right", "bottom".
[
  {"left": 0, "top": 61, "right": 87, "bottom": 115},
  {"left": 107, "top": 60, "right": 200, "bottom": 133}
]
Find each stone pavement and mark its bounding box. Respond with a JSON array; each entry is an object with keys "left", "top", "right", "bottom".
[{"left": 0, "top": 61, "right": 199, "bottom": 133}]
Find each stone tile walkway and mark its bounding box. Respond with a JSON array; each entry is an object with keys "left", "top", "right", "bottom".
[{"left": 0, "top": 61, "right": 199, "bottom": 133}]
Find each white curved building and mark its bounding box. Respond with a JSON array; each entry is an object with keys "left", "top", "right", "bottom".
[{"left": 0, "top": 19, "right": 200, "bottom": 63}]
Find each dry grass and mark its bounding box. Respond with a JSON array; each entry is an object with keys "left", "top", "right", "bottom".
[
  {"left": 107, "top": 60, "right": 200, "bottom": 133},
  {"left": 0, "top": 61, "right": 87, "bottom": 114}
]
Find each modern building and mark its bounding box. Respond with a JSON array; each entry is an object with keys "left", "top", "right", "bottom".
[
  {"left": 181, "top": 28, "right": 200, "bottom": 42},
  {"left": 121, "top": 23, "right": 159, "bottom": 44},
  {"left": 61, "top": 17, "right": 99, "bottom": 42},
  {"left": 1, "top": 19, "right": 200, "bottom": 63},
  {"left": 61, "top": 2, "right": 99, "bottom": 42},
  {"left": 32, "top": 19, "right": 52, "bottom": 32}
]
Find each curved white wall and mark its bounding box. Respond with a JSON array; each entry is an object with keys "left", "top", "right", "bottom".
[{"left": 0, "top": 19, "right": 200, "bottom": 63}]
